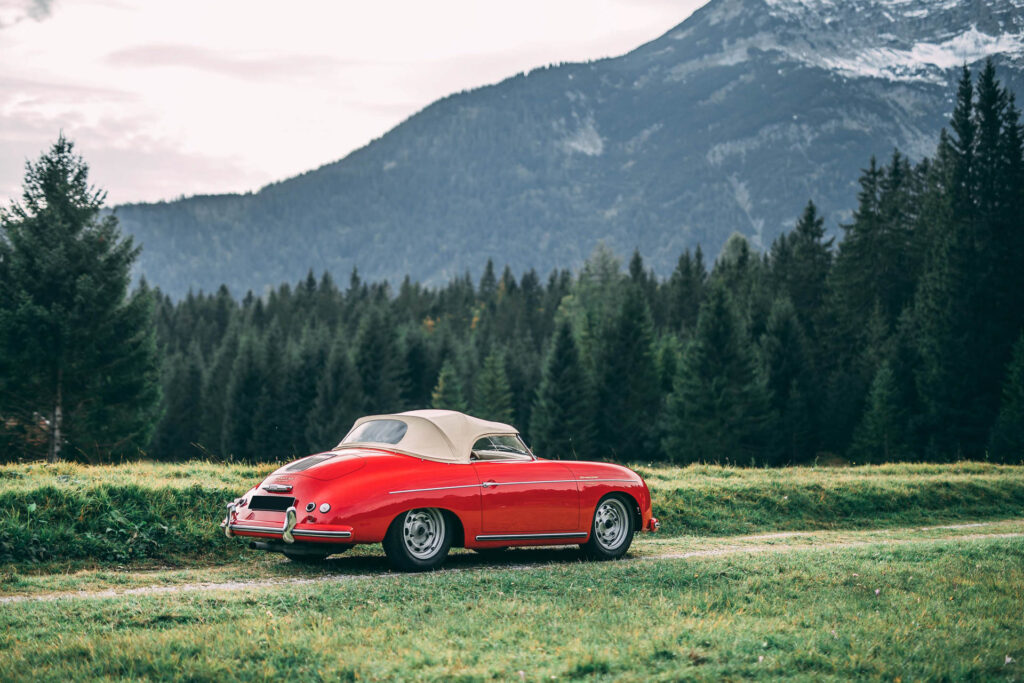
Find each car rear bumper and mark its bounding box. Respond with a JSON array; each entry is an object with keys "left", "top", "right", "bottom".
[
  {"left": 222, "top": 502, "right": 353, "bottom": 543},
  {"left": 646, "top": 517, "right": 660, "bottom": 532}
]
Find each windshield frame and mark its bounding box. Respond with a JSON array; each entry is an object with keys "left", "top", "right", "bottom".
[{"left": 470, "top": 433, "right": 535, "bottom": 461}]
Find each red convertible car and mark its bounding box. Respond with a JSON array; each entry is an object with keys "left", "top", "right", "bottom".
[{"left": 222, "top": 410, "right": 659, "bottom": 571}]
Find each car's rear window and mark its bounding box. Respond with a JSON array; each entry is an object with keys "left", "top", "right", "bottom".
[{"left": 343, "top": 419, "right": 408, "bottom": 445}]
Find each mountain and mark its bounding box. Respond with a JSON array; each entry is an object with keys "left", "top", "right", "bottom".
[{"left": 117, "top": 0, "right": 1024, "bottom": 297}]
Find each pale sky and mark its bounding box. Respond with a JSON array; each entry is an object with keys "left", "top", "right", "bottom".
[{"left": 0, "top": 0, "right": 707, "bottom": 205}]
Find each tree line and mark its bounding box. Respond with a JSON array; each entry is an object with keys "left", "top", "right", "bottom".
[{"left": 1, "top": 62, "right": 1022, "bottom": 465}]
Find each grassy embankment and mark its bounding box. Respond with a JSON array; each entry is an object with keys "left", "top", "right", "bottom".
[
  {"left": 0, "top": 536, "right": 1021, "bottom": 680},
  {"left": 0, "top": 460, "right": 1023, "bottom": 568}
]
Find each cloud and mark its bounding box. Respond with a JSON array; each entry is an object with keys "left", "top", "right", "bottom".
[
  {"left": 105, "top": 43, "right": 355, "bottom": 81},
  {"left": 0, "top": 78, "right": 267, "bottom": 205},
  {"left": 0, "top": 0, "right": 56, "bottom": 28},
  {"left": 0, "top": 112, "right": 269, "bottom": 205}
]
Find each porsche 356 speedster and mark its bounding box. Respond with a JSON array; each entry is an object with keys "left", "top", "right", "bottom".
[{"left": 221, "top": 410, "right": 659, "bottom": 571}]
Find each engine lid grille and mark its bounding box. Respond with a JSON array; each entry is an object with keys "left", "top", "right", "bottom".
[
  {"left": 249, "top": 495, "right": 296, "bottom": 512},
  {"left": 285, "top": 454, "right": 334, "bottom": 472}
]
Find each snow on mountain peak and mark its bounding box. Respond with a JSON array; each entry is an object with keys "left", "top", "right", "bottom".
[
  {"left": 677, "top": 0, "right": 1024, "bottom": 85},
  {"left": 819, "top": 26, "right": 1024, "bottom": 83}
]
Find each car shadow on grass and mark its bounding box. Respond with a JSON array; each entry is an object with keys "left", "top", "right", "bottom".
[{"left": 280, "top": 545, "right": 600, "bottom": 577}]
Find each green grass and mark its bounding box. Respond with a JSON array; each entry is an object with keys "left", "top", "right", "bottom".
[
  {"left": 1, "top": 460, "right": 1023, "bottom": 569},
  {"left": 0, "top": 536, "right": 1021, "bottom": 680}
]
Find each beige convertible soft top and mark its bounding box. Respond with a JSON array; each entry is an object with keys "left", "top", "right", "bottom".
[{"left": 335, "top": 409, "right": 522, "bottom": 463}]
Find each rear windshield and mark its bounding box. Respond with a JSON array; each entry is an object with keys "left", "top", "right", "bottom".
[{"left": 342, "top": 419, "right": 408, "bottom": 445}]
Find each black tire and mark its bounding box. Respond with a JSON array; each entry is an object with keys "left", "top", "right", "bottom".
[
  {"left": 580, "top": 494, "right": 636, "bottom": 560},
  {"left": 382, "top": 508, "right": 453, "bottom": 572}
]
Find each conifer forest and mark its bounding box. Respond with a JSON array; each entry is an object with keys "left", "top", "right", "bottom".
[{"left": 2, "top": 63, "right": 1023, "bottom": 466}]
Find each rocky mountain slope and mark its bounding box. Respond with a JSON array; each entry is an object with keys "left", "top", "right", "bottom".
[{"left": 117, "top": 0, "right": 1024, "bottom": 296}]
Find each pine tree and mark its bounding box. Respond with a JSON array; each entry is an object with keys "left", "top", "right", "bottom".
[
  {"left": 400, "top": 326, "right": 436, "bottom": 410},
  {"left": 663, "top": 281, "right": 770, "bottom": 464},
  {"left": 711, "top": 233, "right": 770, "bottom": 337},
  {"left": 759, "top": 297, "right": 815, "bottom": 463},
  {"left": 277, "top": 327, "right": 327, "bottom": 457},
  {"left": 306, "top": 335, "right": 363, "bottom": 450},
  {"left": 251, "top": 326, "right": 288, "bottom": 458},
  {"left": 221, "top": 333, "right": 266, "bottom": 461},
  {"left": 151, "top": 345, "right": 203, "bottom": 460},
  {"left": 530, "top": 320, "right": 594, "bottom": 460},
  {"left": 770, "top": 200, "right": 833, "bottom": 335},
  {"left": 354, "top": 307, "right": 406, "bottom": 413},
  {"left": 478, "top": 259, "right": 497, "bottom": 306},
  {"left": 0, "top": 135, "right": 160, "bottom": 461},
  {"left": 431, "top": 360, "right": 467, "bottom": 412},
  {"left": 595, "top": 283, "right": 662, "bottom": 459},
  {"left": 198, "top": 325, "right": 239, "bottom": 457},
  {"left": 988, "top": 333, "right": 1024, "bottom": 463},
  {"left": 849, "top": 361, "right": 906, "bottom": 463},
  {"left": 666, "top": 247, "right": 706, "bottom": 334},
  {"left": 472, "top": 350, "right": 514, "bottom": 423}
]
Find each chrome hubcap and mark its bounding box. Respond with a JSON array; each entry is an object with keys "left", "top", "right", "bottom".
[
  {"left": 402, "top": 508, "right": 445, "bottom": 559},
  {"left": 594, "top": 498, "right": 629, "bottom": 551}
]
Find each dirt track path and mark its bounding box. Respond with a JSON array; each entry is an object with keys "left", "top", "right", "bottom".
[{"left": 3, "top": 522, "right": 1022, "bottom": 605}]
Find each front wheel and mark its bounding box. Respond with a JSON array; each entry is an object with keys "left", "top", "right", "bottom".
[
  {"left": 383, "top": 508, "right": 453, "bottom": 572},
  {"left": 581, "top": 495, "right": 635, "bottom": 560}
]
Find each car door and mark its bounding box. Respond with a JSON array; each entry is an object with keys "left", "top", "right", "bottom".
[{"left": 472, "top": 460, "right": 580, "bottom": 534}]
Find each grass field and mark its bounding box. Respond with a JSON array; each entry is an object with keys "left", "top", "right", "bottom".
[
  {"left": 1, "top": 461, "right": 1022, "bottom": 680},
  {"left": 2, "top": 460, "right": 1023, "bottom": 569},
  {"left": 0, "top": 532, "right": 1021, "bottom": 680}
]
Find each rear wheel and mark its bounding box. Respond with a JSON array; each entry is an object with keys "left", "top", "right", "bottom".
[
  {"left": 581, "top": 495, "right": 635, "bottom": 560},
  {"left": 383, "top": 508, "right": 453, "bottom": 572}
]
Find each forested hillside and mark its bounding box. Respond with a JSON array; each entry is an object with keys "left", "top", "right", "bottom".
[
  {"left": 2, "top": 64, "right": 1022, "bottom": 465},
  {"left": 122, "top": 64, "right": 1024, "bottom": 466},
  {"left": 115, "top": 0, "right": 1024, "bottom": 297}
]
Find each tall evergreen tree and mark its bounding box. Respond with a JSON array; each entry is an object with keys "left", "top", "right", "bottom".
[
  {"left": 665, "top": 247, "right": 706, "bottom": 334},
  {"left": 198, "top": 324, "right": 239, "bottom": 457},
  {"left": 663, "top": 281, "right": 770, "bottom": 464},
  {"left": 472, "top": 350, "right": 514, "bottom": 423},
  {"left": 759, "top": 297, "right": 815, "bottom": 463},
  {"left": 431, "top": 360, "right": 467, "bottom": 412},
  {"left": 151, "top": 345, "right": 203, "bottom": 460},
  {"left": 988, "top": 333, "right": 1024, "bottom": 463},
  {"left": 221, "top": 333, "right": 266, "bottom": 461},
  {"left": 530, "top": 320, "right": 594, "bottom": 460},
  {"left": 354, "top": 307, "right": 406, "bottom": 413},
  {"left": 849, "top": 361, "right": 906, "bottom": 463},
  {"left": 770, "top": 200, "right": 833, "bottom": 335},
  {"left": 276, "top": 327, "right": 327, "bottom": 457},
  {"left": 306, "top": 335, "right": 363, "bottom": 450},
  {"left": 0, "top": 135, "right": 160, "bottom": 461},
  {"left": 595, "top": 283, "right": 662, "bottom": 459}
]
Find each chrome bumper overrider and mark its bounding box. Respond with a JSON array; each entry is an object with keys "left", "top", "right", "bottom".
[{"left": 282, "top": 505, "right": 297, "bottom": 543}]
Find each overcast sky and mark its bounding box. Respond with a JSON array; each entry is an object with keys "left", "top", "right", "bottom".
[{"left": 0, "top": 0, "right": 706, "bottom": 205}]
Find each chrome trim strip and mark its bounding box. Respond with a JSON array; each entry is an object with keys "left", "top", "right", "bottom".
[
  {"left": 475, "top": 532, "right": 588, "bottom": 541},
  {"left": 388, "top": 483, "right": 484, "bottom": 494},
  {"left": 388, "top": 478, "right": 635, "bottom": 495},
  {"left": 229, "top": 524, "right": 284, "bottom": 533},
  {"left": 227, "top": 524, "right": 352, "bottom": 539},
  {"left": 483, "top": 479, "right": 634, "bottom": 487},
  {"left": 292, "top": 529, "right": 353, "bottom": 538}
]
